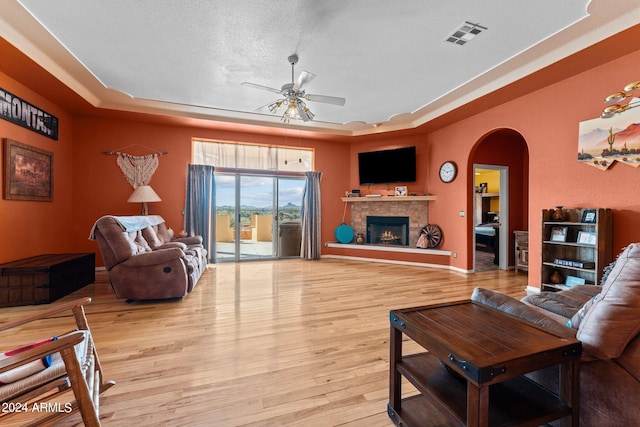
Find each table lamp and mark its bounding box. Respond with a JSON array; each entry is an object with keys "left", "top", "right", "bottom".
[{"left": 127, "top": 185, "right": 161, "bottom": 215}]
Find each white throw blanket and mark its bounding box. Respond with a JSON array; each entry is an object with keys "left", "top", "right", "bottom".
[{"left": 88, "top": 215, "right": 165, "bottom": 240}]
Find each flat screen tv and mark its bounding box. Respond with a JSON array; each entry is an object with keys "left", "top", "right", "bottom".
[{"left": 358, "top": 146, "right": 416, "bottom": 185}]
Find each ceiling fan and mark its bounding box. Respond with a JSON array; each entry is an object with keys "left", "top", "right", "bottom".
[{"left": 242, "top": 54, "right": 346, "bottom": 123}]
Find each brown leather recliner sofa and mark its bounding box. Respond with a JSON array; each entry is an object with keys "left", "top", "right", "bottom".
[
  {"left": 471, "top": 243, "right": 640, "bottom": 426},
  {"left": 89, "top": 215, "right": 208, "bottom": 301}
]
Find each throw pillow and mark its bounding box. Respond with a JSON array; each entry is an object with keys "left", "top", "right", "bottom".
[
  {"left": 0, "top": 337, "right": 57, "bottom": 385},
  {"left": 567, "top": 294, "right": 600, "bottom": 329},
  {"left": 134, "top": 231, "right": 152, "bottom": 253},
  {"left": 471, "top": 287, "right": 572, "bottom": 336},
  {"left": 599, "top": 245, "right": 626, "bottom": 285},
  {"left": 141, "top": 226, "right": 163, "bottom": 249},
  {"left": 156, "top": 223, "right": 173, "bottom": 243}
]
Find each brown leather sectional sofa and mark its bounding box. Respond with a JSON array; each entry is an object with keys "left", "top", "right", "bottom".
[{"left": 471, "top": 242, "right": 640, "bottom": 426}]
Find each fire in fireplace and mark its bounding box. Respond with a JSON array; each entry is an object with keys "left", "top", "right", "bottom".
[{"left": 366, "top": 216, "right": 409, "bottom": 246}]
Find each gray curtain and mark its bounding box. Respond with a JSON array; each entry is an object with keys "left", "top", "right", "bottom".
[
  {"left": 300, "top": 171, "right": 322, "bottom": 260},
  {"left": 184, "top": 164, "right": 215, "bottom": 262}
]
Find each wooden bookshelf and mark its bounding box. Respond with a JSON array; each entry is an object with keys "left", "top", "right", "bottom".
[{"left": 541, "top": 208, "right": 612, "bottom": 291}]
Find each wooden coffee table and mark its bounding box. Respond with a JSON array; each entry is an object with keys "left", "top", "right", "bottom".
[{"left": 388, "top": 300, "right": 581, "bottom": 427}]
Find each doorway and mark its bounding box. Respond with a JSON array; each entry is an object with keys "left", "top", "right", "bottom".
[
  {"left": 474, "top": 165, "right": 508, "bottom": 271},
  {"left": 214, "top": 174, "right": 305, "bottom": 262},
  {"left": 470, "top": 129, "right": 529, "bottom": 272}
]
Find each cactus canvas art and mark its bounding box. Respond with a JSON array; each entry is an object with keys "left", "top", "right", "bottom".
[{"left": 578, "top": 98, "right": 640, "bottom": 170}]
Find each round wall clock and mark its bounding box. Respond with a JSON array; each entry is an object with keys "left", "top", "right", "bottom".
[{"left": 439, "top": 161, "right": 457, "bottom": 183}]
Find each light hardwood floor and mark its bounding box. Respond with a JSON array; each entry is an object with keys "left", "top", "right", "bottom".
[{"left": 1, "top": 259, "right": 528, "bottom": 426}]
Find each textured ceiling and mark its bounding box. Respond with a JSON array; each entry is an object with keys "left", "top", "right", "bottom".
[{"left": 2, "top": 0, "right": 640, "bottom": 135}]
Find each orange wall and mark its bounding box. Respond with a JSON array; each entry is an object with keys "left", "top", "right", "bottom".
[
  {"left": 323, "top": 123, "right": 528, "bottom": 269},
  {"left": 71, "top": 116, "right": 350, "bottom": 265},
  {"left": 2, "top": 40, "right": 640, "bottom": 292},
  {"left": 321, "top": 130, "right": 445, "bottom": 265},
  {"left": 324, "top": 47, "right": 640, "bottom": 288},
  {"left": 424, "top": 47, "right": 640, "bottom": 286},
  {"left": 0, "top": 71, "right": 76, "bottom": 263}
]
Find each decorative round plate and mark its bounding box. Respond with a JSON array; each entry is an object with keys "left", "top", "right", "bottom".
[
  {"left": 421, "top": 224, "right": 443, "bottom": 248},
  {"left": 335, "top": 224, "right": 355, "bottom": 244}
]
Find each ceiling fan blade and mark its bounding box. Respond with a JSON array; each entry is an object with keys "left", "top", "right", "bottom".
[
  {"left": 295, "top": 71, "right": 316, "bottom": 89},
  {"left": 241, "top": 82, "right": 282, "bottom": 94},
  {"left": 305, "top": 93, "right": 346, "bottom": 106}
]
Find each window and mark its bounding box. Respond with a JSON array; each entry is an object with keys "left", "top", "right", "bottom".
[
  {"left": 192, "top": 140, "right": 313, "bottom": 173},
  {"left": 191, "top": 139, "right": 311, "bottom": 261}
]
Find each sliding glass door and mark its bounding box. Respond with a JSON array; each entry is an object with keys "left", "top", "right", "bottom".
[
  {"left": 214, "top": 174, "right": 237, "bottom": 262},
  {"left": 276, "top": 177, "right": 304, "bottom": 258},
  {"left": 239, "top": 175, "right": 275, "bottom": 259},
  {"left": 214, "top": 174, "right": 304, "bottom": 262}
]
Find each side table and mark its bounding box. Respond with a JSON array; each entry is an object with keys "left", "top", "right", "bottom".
[
  {"left": 388, "top": 300, "right": 581, "bottom": 427},
  {"left": 514, "top": 230, "right": 529, "bottom": 273}
]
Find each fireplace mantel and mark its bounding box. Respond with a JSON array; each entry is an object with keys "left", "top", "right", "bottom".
[{"left": 341, "top": 195, "right": 436, "bottom": 203}]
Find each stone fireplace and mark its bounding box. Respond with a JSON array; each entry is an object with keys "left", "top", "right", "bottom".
[
  {"left": 348, "top": 198, "right": 431, "bottom": 247},
  {"left": 367, "top": 216, "right": 409, "bottom": 246},
  {"left": 327, "top": 196, "right": 448, "bottom": 265}
]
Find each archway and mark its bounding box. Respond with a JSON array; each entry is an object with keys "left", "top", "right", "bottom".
[{"left": 470, "top": 129, "right": 529, "bottom": 272}]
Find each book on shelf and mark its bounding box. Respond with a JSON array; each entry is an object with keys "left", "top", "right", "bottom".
[{"left": 553, "top": 258, "right": 595, "bottom": 269}]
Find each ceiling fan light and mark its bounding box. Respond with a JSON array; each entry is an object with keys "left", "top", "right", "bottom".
[
  {"left": 296, "top": 101, "right": 314, "bottom": 121},
  {"left": 268, "top": 100, "right": 282, "bottom": 114},
  {"left": 304, "top": 108, "right": 315, "bottom": 121}
]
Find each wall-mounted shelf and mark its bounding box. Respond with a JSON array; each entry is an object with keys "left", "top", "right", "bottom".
[{"left": 341, "top": 195, "right": 436, "bottom": 203}]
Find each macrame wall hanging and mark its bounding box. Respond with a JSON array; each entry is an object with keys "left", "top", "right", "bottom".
[{"left": 103, "top": 145, "right": 168, "bottom": 188}]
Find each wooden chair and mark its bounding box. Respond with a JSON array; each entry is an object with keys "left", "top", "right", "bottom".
[{"left": 0, "top": 297, "right": 115, "bottom": 426}]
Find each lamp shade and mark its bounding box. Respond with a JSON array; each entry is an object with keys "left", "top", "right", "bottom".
[{"left": 127, "top": 185, "right": 162, "bottom": 203}]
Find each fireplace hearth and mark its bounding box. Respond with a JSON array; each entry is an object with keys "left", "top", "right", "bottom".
[{"left": 366, "top": 216, "right": 409, "bottom": 246}]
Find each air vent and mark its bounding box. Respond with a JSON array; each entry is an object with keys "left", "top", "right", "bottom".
[{"left": 445, "top": 21, "right": 487, "bottom": 46}]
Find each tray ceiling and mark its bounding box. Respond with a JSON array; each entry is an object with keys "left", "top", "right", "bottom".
[{"left": 2, "top": 0, "right": 640, "bottom": 135}]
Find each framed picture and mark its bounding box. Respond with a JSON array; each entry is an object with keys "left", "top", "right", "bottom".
[
  {"left": 581, "top": 209, "right": 597, "bottom": 223},
  {"left": 577, "top": 230, "right": 597, "bottom": 245},
  {"left": 3, "top": 139, "right": 53, "bottom": 201},
  {"left": 394, "top": 185, "right": 407, "bottom": 196},
  {"left": 550, "top": 226, "right": 568, "bottom": 242},
  {"left": 565, "top": 275, "right": 586, "bottom": 287}
]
